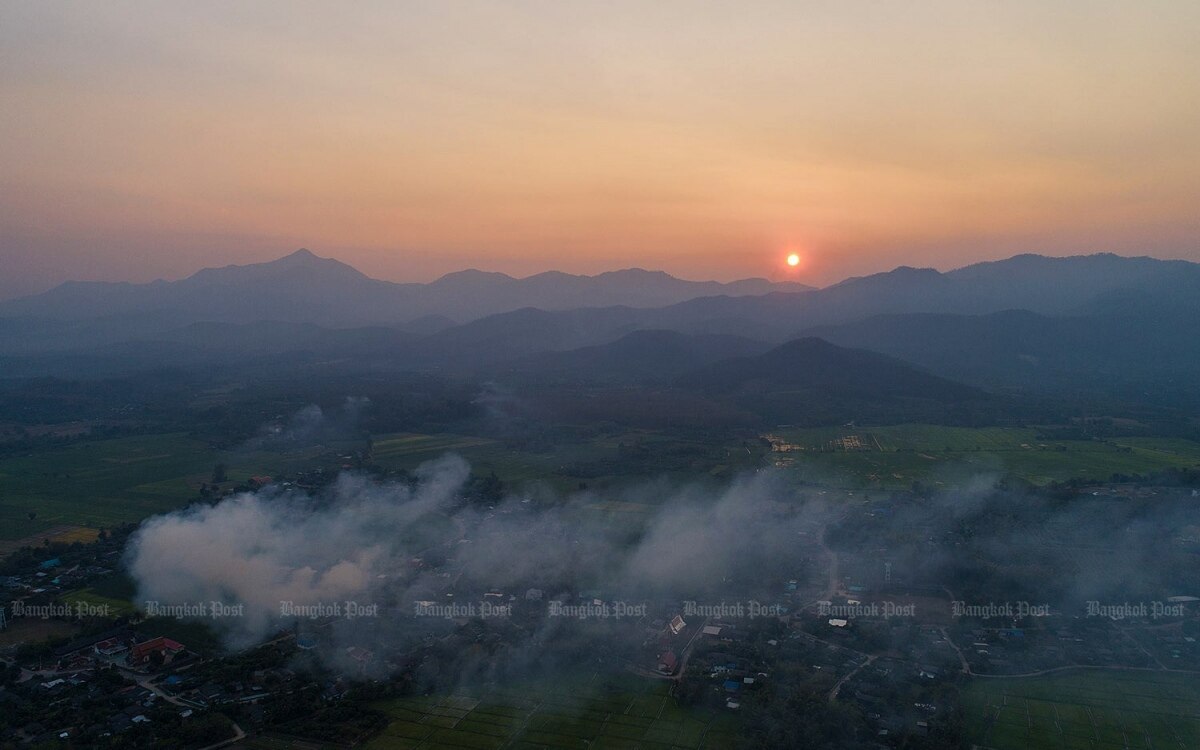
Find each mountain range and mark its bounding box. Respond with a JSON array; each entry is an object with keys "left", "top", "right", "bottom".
[
  {"left": 2, "top": 249, "right": 1199, "bottom": 408},
  {"left": 0, "top": 249, "right": 811, "bottom": 331}
]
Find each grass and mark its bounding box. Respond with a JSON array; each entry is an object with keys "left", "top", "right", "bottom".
[
  {"left": 371, "top": 429, "right": 767, "bottom": 495},
  {"left": 768, "top": 424, "right": 1200, "bottom": 487},
  {"left": 0, "top": 433, "right": 217, "bottom": 538},
  {"left": 964, "top": 669, "right": 1200, "bottom": 749},
  {"left": 372, "top": 433, "right": 557, "bottom": 485},
  {"left": 0, "top": 432, "right": 348, "bottom": 540},
  {"left": 367, "top": 674, "right": 739, "bottom": 749},
  {"left": 58, "top": 571, "right": 139, "bottom": 617},
  {"left": 59, "top": 588, "right": 137, "bottom": 617}
]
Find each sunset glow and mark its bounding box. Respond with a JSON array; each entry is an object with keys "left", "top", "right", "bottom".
[{"left": 2, "top": 2, "right": 1199, "bottom": 297}]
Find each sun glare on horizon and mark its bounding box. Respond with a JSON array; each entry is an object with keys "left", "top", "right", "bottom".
[{"left": 786, "top": 253, "right": 801, "bottom": 267}]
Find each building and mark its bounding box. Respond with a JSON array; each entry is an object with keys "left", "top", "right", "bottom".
[
  {"left": 128, "top": 636, "right": 185, "bottom": 667},
  {"left": 657, "top": 650, "right": 678, "bottom": 674}
]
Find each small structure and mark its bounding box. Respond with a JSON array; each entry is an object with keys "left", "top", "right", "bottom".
[
  {"left": 657, "top": 651, "right": 678, "bottom": 674},
  {"left": 668, "top": 615, "right": 687, "bottom": 635}
]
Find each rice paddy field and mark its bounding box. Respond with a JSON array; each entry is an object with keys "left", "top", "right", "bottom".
[
  {"left": 367, "top": 675, "right": 738, "bottom": 750},
  {"left": 5, "top": 424, "right": 1197, "bottom": 546},
  {"left": 964, "top": 669, "right": 1200, "bottom": 750},
  {"left": 370, "top": 430, "right": 763, "bottom": 493},
  {"left": 0, "top": 432, "right": 355, "bottom": 540},
  {"left": 372, "top": 433, "right": 545, "bottom": 481},
  {"left": 767, "top": 425, "right": 1200, "bottom": 488}
]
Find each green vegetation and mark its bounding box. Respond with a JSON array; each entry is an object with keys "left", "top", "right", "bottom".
[
  {"left": 368, "top": 675, "right": 738, "bottom": 749},
  {"left": 964, "top": 669, "right": 1200, "bottom": 750},
  {"left": 59, "top": 588, "right": 137, "bottom": 617},
  {"left": 0, "top": 433, "right": 218, "bottom": 538},
  {"left": 768, "top": 424, "right": 1200, "bottom": 487},
  {"left": 0, "top": 432, "right": 357, "bottom": 539},
  {"left": 372, "top": 429, "right": 766, "bottom": 492},
  {"left": 59, "top": 571, "right": 139, "bottom": 616}
]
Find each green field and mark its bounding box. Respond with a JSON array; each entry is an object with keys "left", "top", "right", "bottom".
[
  {"left": 371, "top": 430, "right": 762, "bottom": 493},
  {"left": 59, "top": 588, "right": 137, "bottom": 617},
  {"left": 368, "top": 675, "right": 738, "bottom": 749},
  {"left": 964, "top": 669, "right": 1200, "bottom": 750},
  {"left": 0, "top": 433, "right": 220, "bottom": 539},
  {"left": 768, "top": 425, "right": 1200, "bottom": 487},
  {"left": 0, "top": 432, "right": 345, "bottom": 540}
]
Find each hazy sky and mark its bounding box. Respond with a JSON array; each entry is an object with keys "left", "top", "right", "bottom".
[{"left": 2, "top": 1, "right": 1198, "bottom": 297}]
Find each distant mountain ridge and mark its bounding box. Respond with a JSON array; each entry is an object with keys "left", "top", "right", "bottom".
[
  {"left": 386, "top": 252, "right": 1200, "bottom": 351},
  {"left": 2, "top": 250, "right": 1199, "bottom": 409},
  {"left": 0, "top": 248, "right": 813, "bottom": 329}
]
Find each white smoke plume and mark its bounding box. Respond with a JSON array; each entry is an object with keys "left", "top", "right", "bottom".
[{"left": 125, "top": 454, "right": 468, "bottom": 646}]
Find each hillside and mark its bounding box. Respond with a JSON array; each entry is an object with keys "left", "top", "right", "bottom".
[{"left": 675, "top": 337, "right": 992, "bottom": 425}]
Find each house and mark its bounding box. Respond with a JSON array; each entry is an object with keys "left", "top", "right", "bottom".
[
  {"left": 196, "top": 683, "right": 225, "bottom": 706},
  {"left": 668, "top": 615, "right": 687, "bottom": 635},
  {"left": 53, "top": 627, "right": 135, "bottom": 666},
  {"left": 128, "top": 636, "right": 185, "bottom": 667},
  {"left": 657, "top": 648, "right": 676, "bottom": 672}
]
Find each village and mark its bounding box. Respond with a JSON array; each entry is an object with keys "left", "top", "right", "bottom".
[{"left": 2, "top": 472, "right": 1198, "bottom": 748}]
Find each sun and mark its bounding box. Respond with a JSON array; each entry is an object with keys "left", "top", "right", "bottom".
[{"left": 786, "top": 253, "right": 800, "bottom": 267}]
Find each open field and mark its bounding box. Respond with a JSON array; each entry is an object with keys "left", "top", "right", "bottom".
[
  {"left": 233, "top": 737, "right": 341, "bottom": 749},
  {"left": 964, "top": 669, "right": 1200, "bottom": 750},
  {"left": 0, "top": 433, "right": 218, "bottom": 539},
  {"left": 0, "top": 523, "right": 100, "bottom": 559},
  {"left": 0, "top": 433, "right": 353, "bottom": 541},
  {"left": 371, "top": 430, "right": 764, "bottom": 494},
  {"left": 767, "top": 425, "right": 1200, "bottom": 487},
  {"left": 59, "top": 587, "right": 138, "bottom": 617},
  {"left": 367, "top": 674, "right": 738, "bottom": 749},
  {"left": 0, "top": 617, "right": 80, "bottom": 647}
]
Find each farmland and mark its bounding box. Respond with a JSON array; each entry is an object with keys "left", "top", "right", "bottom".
[
  {"left": 766, "top": 424, "right": 1200, "bottom": 488},
  {"left": 370, "top": 430, "right": 767, "bottom": 492},
  {"left": 0, "top": 432, "right": 353, "bottom": 540},
  {"left": 964, "top": 669, "right": 1200, "bottom": 750},
  {"left": 368, "top": 675, "right": 738, "bottom": 749}
]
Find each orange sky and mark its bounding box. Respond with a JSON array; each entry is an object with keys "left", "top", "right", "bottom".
[{"left": 2, "top": 1, "right": 1198, "bottom": 297}]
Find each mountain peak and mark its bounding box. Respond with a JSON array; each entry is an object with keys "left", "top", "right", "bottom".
[
  {"left": 431, "top": 269, "right": 517, "bottom": 285},
  {"left": 281, "top": 247, "right": 317, "bottom": 262},
  {"left": 269, "top": 247, "right": 345, "bottom": 269},
  {"left": 183, "top": 248, "right": 368, "bottom": 286}
]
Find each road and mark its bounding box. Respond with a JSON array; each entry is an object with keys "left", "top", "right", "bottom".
[{"left": 827, "top": 655, "right": 876, "bottom": 703}]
